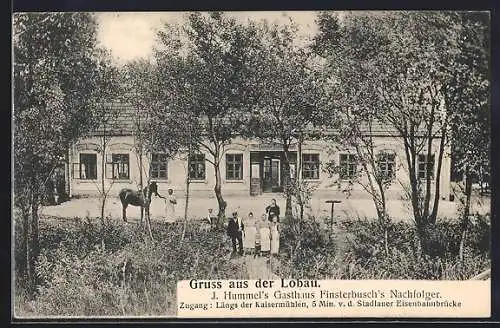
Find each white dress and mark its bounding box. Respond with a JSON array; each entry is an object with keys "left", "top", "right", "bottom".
[
  {"left": 259, "top": 222, "right": 271, "bottom": 252},
  {"left": 270, "top": 223, "right": 279, "bottom": 254},
  {"left": 244, "top": 223, "right": 257, "bottom": 249}
]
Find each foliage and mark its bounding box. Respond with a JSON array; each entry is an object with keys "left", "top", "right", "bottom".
[
  {"left": 276, "top": 214, "right": 490, "bottom": 280},
  {"left": 273, "top": 215, "right": 339, "bottom": 279},
  {"left": 13, "top": 12, "right": 116, "bottom": 292},
  {"left": 240, "top": 18, "right": 335, "bottom": 217},
  {"left": 313, "top": 11, "right": 490, "bottom": 247},
  {"left": 15, "top": 217, "right": 246, "bottom": 317},
  {"left": 150, "top": 12, "right": 260, "bottom": 220}
]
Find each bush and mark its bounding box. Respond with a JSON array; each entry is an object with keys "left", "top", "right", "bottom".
[
  {"left": 276, "top": 215, "right": 491, "bottom": 280},
  {"left": 274, "top": 216, "right": 341, "bottom": 279},
  {"left": 15, "top": 217, "right": 247, "bottom": 317}
]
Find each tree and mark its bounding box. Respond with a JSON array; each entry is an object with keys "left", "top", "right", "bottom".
[
  {"left": 370, "top": 12, "right": 486, "bottom": 252},
  {"left": 443, "top": 13, "right": 490, "bottom": 260},
  {"left": 88, "top": 53, "right": 120, "bottom": 251},
  {"left": 13, "top": 13, "right": 108, "bottom": 293},
  {"left": 121, "top": 60, "right": 160, "bottom": 241},
  {"left": 123, "top": 56, "right": 198, "bottom": 240},
  {"left": 154, "top": 12, "right": 258, "bottom": 225},
  {"left": 313, "top": 12, "right": 399, "bottom": 255},
  {"left": 312, "top": 11, "right": 489, "bottom": 255},
  {"left": 244, "top": 19, "right": 333, "bottom": 220}
]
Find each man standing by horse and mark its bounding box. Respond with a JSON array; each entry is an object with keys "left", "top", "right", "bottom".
[{"left": 165, "top": 188, "right": 177, "bottom": 221}]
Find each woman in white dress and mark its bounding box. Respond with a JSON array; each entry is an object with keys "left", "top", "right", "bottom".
[
  {"left": 270, "top": 215, "right": 280, "bottom": 256},
  {"left": 243, "top": 212, "right": 257, "bottom": 255},
  {"left": 258, "top": 213, "right": 271, "bottom": 256}
]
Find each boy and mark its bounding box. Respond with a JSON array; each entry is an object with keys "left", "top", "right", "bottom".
[{"left": 207, "top": 208, "right": 217, "bottom": 230}]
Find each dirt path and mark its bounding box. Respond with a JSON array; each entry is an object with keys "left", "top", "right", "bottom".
[
  {"left": 245, "top": 255, "right": 279, "bottom": 280},
  {"left": 229, "top": 253, "right": 279, "bottom": 280}
]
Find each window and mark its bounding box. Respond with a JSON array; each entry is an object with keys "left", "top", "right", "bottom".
[
  {"left": 79, "top": 153, "right": 97, "bottom": 179},
  {"left": 339, "top": 154, "right": 357, "bottom": 179},
  {"left": 302, "top": 154, "right": 320, "bottom": 179},
  {"left": 189, "top": 154, "right": 206, "bottom": 180},
  {"left": 226, "top": 154, "right": 243, "bottom": 180},
  {"left": 107, "top": 154, "right": 130, "bottom": 180},
  {"left": 377, "top": 152, "right": 396, "bottom": 180},
  {"left": 418, "top": 154, "right": 435, "bottom": 179},
  {"left": 151, "top": 153, "right": 168, "bottom": 179}
]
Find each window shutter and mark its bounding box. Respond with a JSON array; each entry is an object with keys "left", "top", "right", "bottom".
[
  {"left": 124, "top": 163, "right": 129, "bottom": 179},
  {"left": 106, "top": 154, "right": 113, "bottom": 164},
  {"left": 72, "top": 163, "right": 80, "bottom": 179},
  {"left": 105, "top": 163, "right": 113, "bottom": 179}
]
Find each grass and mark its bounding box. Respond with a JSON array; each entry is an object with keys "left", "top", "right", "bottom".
[
  {"left": 14, "top": 212, "right": 491, "bottom": 317},
  {"left": 14, "top": 216, "right": 247, "bottom": 317},
  {"left": 274, "top": 214, "right": 491, "bottom": 280}
]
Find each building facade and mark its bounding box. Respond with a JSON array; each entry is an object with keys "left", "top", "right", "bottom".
[{"left": 67, "top": 126, "right": 452, "bottom": 201}]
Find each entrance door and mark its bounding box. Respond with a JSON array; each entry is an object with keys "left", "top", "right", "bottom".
[{"left": 263, "top": 157, "right": 281, "bottom": 192}]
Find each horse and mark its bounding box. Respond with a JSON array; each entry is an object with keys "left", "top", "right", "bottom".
[{"left": 119, "top": 181, "right": 165, "bottom": 222}]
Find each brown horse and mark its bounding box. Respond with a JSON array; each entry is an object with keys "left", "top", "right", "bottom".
[{"left": 119, "top": 182, "right": 165, "bottom": 222}]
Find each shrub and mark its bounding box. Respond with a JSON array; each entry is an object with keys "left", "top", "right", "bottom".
[
  {"left": 15, "top": 217, "right": 247, "bottom": 317},
  {"left": 274, "top": 216, "right": 341, "bottom": 279},
  {"left": 276, "top": 215, "right": 491, "bottom": 280}
]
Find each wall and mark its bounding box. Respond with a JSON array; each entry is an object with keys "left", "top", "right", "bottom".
[{"left": 69, "top": 134, "right": 452, "bottom": 201}]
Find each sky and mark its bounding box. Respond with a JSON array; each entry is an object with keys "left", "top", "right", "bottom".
[{"left": 95, "top": 11, "right": 321, "bottom": 65}]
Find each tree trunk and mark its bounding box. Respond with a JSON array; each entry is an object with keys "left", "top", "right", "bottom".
[
  {"left": 429, "top": 128, "right": 446, "bottom": 224},
  {"left": 459, "top": 167, "right": 473, "bottom": 261},
  {"left": 403, "top": 136, "right": 423, "bottom": 227},
  {"left": 139, "top": 146, "right": 144, "bottom": 225},
  {"left": 423, "top": 107, "right": 436, "bottom": 221},
  {"left": 100, "top": 197, "right": 106, "bottom": 251},
  {"left": 282, "top": 142, "right": 292, "bottom": 220},
  {"left": 29, "top": 190, "right": 40, "bottom": 292},
  {"left": 297, "top": 133, "right": 304, "bottom": 221},
  {"left": 100, "top": 135, "right": 107, "bottom": 250},
  {"left": 182, "top": 165, "right": 191, "bottom": 241},
  {"left": 214, "top": 160, "right": 226, "bottom": 229}
]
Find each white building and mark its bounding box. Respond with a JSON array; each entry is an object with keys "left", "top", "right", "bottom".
[{"left": 66, "top": 103, "right": 452, "bottom": 201}]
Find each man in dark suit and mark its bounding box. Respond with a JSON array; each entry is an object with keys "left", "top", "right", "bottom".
[{"left": 227, "top": 211, "right": 244, "bottom": 255}]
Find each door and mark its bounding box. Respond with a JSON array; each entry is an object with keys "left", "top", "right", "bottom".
[
  {"left": 271, "top": 159, "right": 280, "bottom": 189},
  {"left": 263, "top": 157, "right": 281, "bottom": 192},
  {"left": 263, "top": 158, "right": 272, "bottom": 192}
]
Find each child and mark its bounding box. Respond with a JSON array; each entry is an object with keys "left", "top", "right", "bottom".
[
  {"left": 243, "top": 212, "right": 257, "bottom": 256},
  {"left": 207, "top": 208, "right": 217, "bottom": 230}
]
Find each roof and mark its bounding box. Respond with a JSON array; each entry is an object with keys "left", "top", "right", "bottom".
[
  {"left": 90, "top": 102, "right": 146, "bottom": 136},
  {"left": 86, "top": 102, "right": 433, "bottom": 139}
]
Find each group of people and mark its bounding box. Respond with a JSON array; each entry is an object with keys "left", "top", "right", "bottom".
[
  {"left": 225, "top": 199, "right": 281, "bottom": 258},
  {"left": 161, "top": 188, "right": 281, "bottom": 257}
]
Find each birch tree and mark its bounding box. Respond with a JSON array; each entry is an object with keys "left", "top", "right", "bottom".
[
  {"left": 244, "top": 19, "right": 333, "bottom": 220},
  {"left": 313, "top": 11, "right": 490, "bottom": 254},
  {"left": 154, "top": 12, "right": 258, "bottom": 224}
]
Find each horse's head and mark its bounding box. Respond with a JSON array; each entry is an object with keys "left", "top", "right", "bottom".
[{"left": 148, "top": 181, "right": 158, "bottom": 197}]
